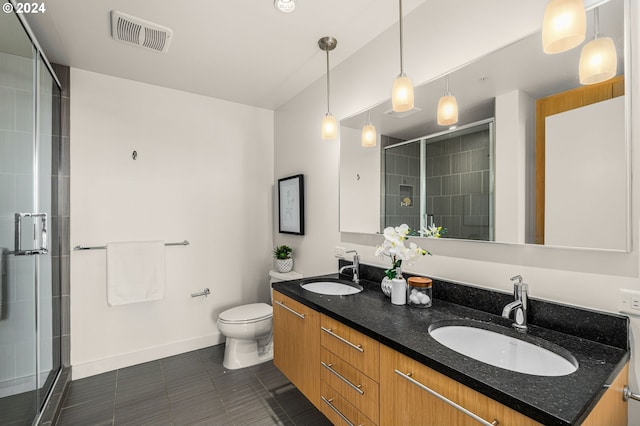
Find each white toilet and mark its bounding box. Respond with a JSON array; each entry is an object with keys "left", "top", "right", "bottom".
[{"left": 217, "top": 269, "right": 303, "bottom": 370}]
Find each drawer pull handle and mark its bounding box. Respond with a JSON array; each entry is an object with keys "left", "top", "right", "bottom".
[
  {"left": 321, "top": 327, "right": 364, "bottom": 352},
  {"left": 321, "top": 361, "right": 365, "bottom": 395},
  {"left": 395, "top": 370, "right": 499, "bottom": 426},
  {"left": 321, "top": 395, "right": 355, "bottom": 426},
  {"left": 274, "top": 300, "right": 305, "bottom": 319}
]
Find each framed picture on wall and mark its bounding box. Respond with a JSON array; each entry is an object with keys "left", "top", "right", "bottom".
[{"left": 278, "top": 174, "right": 305, "bottom": 235}]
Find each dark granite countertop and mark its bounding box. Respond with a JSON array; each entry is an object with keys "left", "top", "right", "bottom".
[{"left": 272, "top": 271, "right": 629, "bottom": 426}]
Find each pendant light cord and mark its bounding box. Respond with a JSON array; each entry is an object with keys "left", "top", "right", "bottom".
[
  {"left": 594, "top": 8, "right": 600, "bottom": 39},
  {"left": 326, "top": 50, "right": 331, "bottom": 113},
  {"left": 399, "top": 0, "right": 404, "bottom": 75}
]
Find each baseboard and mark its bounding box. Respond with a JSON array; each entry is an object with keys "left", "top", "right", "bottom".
[{"left": 71, "top": 333, "right": 225, "bottom": 380}]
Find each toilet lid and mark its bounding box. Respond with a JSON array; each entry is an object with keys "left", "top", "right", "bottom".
[{"left": 219, "top": 303, "right": 273, "bottom": 323}]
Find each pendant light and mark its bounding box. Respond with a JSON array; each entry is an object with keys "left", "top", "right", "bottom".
[
  {"left": 542, "top": 0, "right": 586, "bottom": 54},
  {"left": 391, "top": 0, "right": 414, "bottom": 112},
  {"left": 361, "top": 110, "right": 377, "bottom": 147},
  {"left": 319, "top": 37, "right": 338, "bottom": 140},
  {"left": 437, "top": 75, "right": 459, "bottom": 126},
  {"left": 579, "top": 8, "right": 617, "bottom": 85}
]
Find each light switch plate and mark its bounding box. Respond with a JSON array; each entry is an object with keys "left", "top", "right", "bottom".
[
  {"left": 335, "top": 246, "right": 346, "bottom": 258},
  {"left": 619, "top": 289, "right": 640, "bottom": 315}
]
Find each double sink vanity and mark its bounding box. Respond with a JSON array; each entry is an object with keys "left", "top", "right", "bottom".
[{"left": 271, "top": 262, "right": 629, "bottom": 426}]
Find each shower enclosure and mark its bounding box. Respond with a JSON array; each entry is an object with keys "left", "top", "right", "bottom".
[
  {"left": 383, "top": 119, "right": 495, "bottom": 240},
  {"left": 0, "top": 7, "right": 63, "bottom": 425}
]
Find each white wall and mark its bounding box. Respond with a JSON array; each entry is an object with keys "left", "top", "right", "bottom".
[
  {"left": 495, "top": 90, "right": 533, "bottom": 244},
  {"left": 274, "top": 0, "right": 640, "bottom": 422},
  {"left": 70, "top": 69, "right": 274, "bottom": 379},
  {"left": 545, "top": 97, "right": 626, "bottom": 250},
  {"left": 339, "top": 126, "right": 380, "bottom": 233}
]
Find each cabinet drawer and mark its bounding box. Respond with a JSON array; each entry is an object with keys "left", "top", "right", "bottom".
[
  {"left": 380, "top": 345, "right": 540, "bottom": 426},
  {"left": 320, "top": 381, "right": 377, "bottom": 426},
  {"left": 321, "top": 347, "right": 379, "bottom": 423},
  {"left": 321, "top": 314, "right": 379, "bottom": 381}
]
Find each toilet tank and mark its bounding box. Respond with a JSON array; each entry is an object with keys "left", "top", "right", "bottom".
[
  {"left": 269, "top": 270, "right": 303, "bottom": 303},
  {"left": 269, "top": 270, "right": 303, "bottom": 284}
]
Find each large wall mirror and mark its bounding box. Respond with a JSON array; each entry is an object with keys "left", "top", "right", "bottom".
[{"left": 339, "top": 0, "right": 629, "bottom": 251}]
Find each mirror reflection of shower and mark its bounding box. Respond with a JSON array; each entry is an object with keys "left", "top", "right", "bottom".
[{"left": 382, "top": 119, "right": 495, "bottom": 241}]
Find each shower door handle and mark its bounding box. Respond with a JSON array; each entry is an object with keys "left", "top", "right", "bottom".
[{"left": 13, "top": 213, "right": 48, "bottom": 256}]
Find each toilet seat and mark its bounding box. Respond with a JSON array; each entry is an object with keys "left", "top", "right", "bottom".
[{"left": 218, "top": 303, "right": 273, "bottom": 324}]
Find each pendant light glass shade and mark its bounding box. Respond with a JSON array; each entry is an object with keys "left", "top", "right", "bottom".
[
  {"left": 579, "top": 9, "right": 617, "bottom": 85},
  {"left": 319, "top": 37, "right": 337, "bottom": 140},
  {"left": 392, "top": 74, "right": 414, "bottom": 113},
  {"left": 361, "top": 111, "right": 377, "bottom": 147},
  {"left": 437, "top": 75, "right": 458, "bottom": 126},
  {"left": 542, "top": 0, "right": 586, "bottom": 54},
  {"left": 579, "top": 37, "right": 617, "bottom": 84},
  {"left": 322, "top": 113, "right": 337, "bottom": 140},
  {"left": 361, "top": 124, "right": 377, "bottom": 147},
  {"left": 392, "top": 0, "right": 414, "bottom": 112},
  {"left": 437, "top": 95, "right": 459, "bottom": 126}
]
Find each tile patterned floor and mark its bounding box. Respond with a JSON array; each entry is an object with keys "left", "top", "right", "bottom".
[{"left": 55, "top": 345, "right": 332, "bottom": 425}]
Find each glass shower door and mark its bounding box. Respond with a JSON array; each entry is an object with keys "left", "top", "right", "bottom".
[
  {"left": 0, "top": 10, "right": 39, "bottom": 424},
  {"left": 0, "top": 9, "right": 59, "bottom": 425}
]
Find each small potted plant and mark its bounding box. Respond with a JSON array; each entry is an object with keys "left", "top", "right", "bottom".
[{"left": 273, "top": 245, "right": 293, "bottom": 273}]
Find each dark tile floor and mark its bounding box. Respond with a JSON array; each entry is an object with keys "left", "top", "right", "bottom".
[{"left": 55, "top": 345, "right": 332, "bottom": 425}]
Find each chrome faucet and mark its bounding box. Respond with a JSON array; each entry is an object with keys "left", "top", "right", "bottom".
[
  {"left": 338, "top": 250, "right": 360, "bottom": 284},
  {"left": 501, "top": 275, "right": 528, "bottom": 332}
]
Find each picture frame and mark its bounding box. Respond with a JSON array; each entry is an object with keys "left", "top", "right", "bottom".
[{"left": 278, "top": 174, "right": 305, "bottom": 235}]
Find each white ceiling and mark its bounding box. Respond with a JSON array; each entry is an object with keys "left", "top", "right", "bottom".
[
  {"left": 24, "top": 0, "right": 426, "bottom": 110},
  {"left": 341, "top": 0, "right": 625, "bottom": 140}
]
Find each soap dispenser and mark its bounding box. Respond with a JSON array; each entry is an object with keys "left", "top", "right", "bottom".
[{"left": 391, "top": 267, "right": 407, "bottom": 305}]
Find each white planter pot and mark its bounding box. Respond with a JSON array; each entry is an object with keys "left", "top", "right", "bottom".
[{"left": 275, "top": 258, "right": 293, "bottom": 273}]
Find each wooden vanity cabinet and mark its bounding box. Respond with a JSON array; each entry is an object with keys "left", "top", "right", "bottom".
[
  {"left": 580, "top": 362, "right": 628, "bottom": 426},
  {"left": 272, "top": 291, "right": 320, "bottom": 408},
  {"left": 273, "top": 292, "right": 629, "bottom": 425},
  {"left": 319, "top": 314, "right": 381, "bottom": 425},
  {"left": 380, "top": 344, "right": 541, "bottom": 426}
]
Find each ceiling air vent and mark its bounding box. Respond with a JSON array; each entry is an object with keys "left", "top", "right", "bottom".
[{"left": 110, "top": 11, "right": 173, "bottom": 53}]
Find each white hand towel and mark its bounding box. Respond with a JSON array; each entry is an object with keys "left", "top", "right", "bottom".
[{"left": 107, "top": 241, "right": 165, "bottom": 306}]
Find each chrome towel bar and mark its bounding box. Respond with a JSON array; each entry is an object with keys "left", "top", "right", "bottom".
[{"left": 74, "top": 240, "right": 190, "bottom": 251}]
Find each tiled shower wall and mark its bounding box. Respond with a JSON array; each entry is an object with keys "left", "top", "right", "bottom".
[
  {"left": 383, "top": 127, "right": 492, "bottom": 238},
  {"left": 51, "top": 63, "right": 70, "bottom": 368},
  {"left": 426, "top": 128, "right": 491, "bottom": 240}
]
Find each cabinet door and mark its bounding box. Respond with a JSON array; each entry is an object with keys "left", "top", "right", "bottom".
[
  {"left": 380, "top": 345, "right": 540, "bottom": 426},
  {"left": 580, "top": 362, "right": 628, "bottom": 426},
  {"left": 273, "top": 291, "right": 320, "bottom": 407}
]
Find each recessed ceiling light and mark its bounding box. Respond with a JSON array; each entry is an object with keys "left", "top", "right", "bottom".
[{"left": 274, "top": 0, "right": 295, "bottom": 13}]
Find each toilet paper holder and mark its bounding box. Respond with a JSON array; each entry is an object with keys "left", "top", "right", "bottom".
[{"left": 191, "top": 288, "right": 210, "bottom": 298}]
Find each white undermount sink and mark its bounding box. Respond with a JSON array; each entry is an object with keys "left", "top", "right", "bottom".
[
  {"left": 300, "top": 279, "right": 363, "bottom": 296},
  {"left": 429, "top": 322, "right": 578, "bottom": 377}
]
